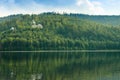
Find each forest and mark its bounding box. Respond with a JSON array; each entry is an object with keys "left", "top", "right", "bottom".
[{"left": 0, "top": 12, "right": 120, "bottom": 50}]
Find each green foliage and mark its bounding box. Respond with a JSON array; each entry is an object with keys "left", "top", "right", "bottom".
[
  {"left": 69, "top": 14, "right": 120, "bottom": 26},
  {"left": 0, "top": 13, "right": 120, "bottom": 50}
]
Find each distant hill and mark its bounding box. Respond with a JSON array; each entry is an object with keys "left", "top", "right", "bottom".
[
  {"left": 69, "top": 14, "right": 120, "bottom": 26},
  {"left": 0, "top": 14, "right": 23, "bottom": 23},
  {"left": 0, "top": 13, "right": 120, "bottom": 50}
]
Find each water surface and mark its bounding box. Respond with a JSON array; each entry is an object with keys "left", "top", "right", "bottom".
[{"left": 0, "top": 52, "right": 120, "bottom": 80}]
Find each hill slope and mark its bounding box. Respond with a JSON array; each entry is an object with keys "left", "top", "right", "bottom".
[
  {"left": 0, "top": 13, "right": 120, "bottom": 50},
  {"left": 69, "top": 14, "right": 120, "bottom": 26}
]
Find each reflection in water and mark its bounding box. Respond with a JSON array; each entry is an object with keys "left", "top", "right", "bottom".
[{"left": 0, "top": 52, "right": 120, "bottom": 80}]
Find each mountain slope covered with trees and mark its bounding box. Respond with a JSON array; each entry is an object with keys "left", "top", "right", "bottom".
[
  {"left": 0, "top": 13, "right": 120, "bottom": 51},
  {"left": 69, "top": 14, "right": 120, "bottom": 26}
]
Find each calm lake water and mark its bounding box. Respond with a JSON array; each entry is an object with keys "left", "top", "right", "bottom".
[{"left": 0, "top": 52, "right": 120, "bottom": 80}]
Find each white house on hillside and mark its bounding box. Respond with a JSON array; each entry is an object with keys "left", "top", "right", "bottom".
[
  {"left": 32, "top": 20, "right": 43, "bottom": 29},
  {"left": 10, "top": 27, "right": 15, "bottom": 31},
  {"left": 32, "top": 20, "right": 36, "bottom": 25}
]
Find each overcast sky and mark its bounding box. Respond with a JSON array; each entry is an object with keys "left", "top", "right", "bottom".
[{"left": 0, "top": 0, "right": 120, "bottom": 17}]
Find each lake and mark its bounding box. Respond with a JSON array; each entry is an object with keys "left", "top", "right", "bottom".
[{"left": 0, "top": 52, "right": 120, "bottom": 80}]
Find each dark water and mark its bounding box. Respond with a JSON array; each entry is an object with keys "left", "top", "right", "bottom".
[{"left": 0, "top": 52, "right": 120, "bottom": 80}]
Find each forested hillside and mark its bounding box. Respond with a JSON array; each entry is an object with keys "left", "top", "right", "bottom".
[
  {"left": 69, "top": 14, "right": 120, "bottom": 26},
  {"left": 0, "top": 13, "right": 120, "bottom": 51}
]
